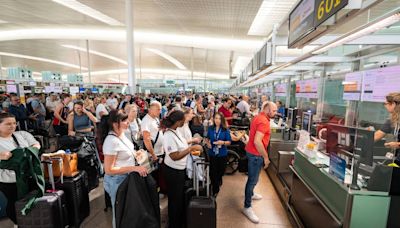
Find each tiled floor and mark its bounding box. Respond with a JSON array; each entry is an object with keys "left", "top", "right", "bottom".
[{"left": 0, "top": 170, "right": 293, "bottom": 228}]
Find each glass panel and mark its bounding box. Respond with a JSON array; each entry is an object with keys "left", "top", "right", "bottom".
[{"left": 322, "top": 78, "right": 347, "bottom": 120}]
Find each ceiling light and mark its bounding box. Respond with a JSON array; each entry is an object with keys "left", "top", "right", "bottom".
[
  {"left": 145, "top": 48, "right": 187, "bottom": 70},
  {"left": 61, "top": 44, "right": 127, "bottom": 65},
  {"left": 248, "top": 0, "right": 296, "bottom": 36},
  {"left": 312, "top": 12, "right": 400, "bottom": 55},
  {"left": 81, "top": 68, "right": 228, "bottom": 79},
  {"left": 233, "top": 56, "right": 252, "bottom": 74},
  {"left": 52, "top": 0, "right": 123, "bottom": 26},
  {"left": 0, "top": 52, "right": 87, "bottom": 70},
  {"left": 0, "top": 28, "right": 263, "bottom": 51}
]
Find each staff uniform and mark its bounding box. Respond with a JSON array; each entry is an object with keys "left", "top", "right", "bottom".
[
  {"left": 163, "top": 129, "right": 189, "bottom": 228},
  {"left": 102, "top": 132, "right": 137, "bottom": 228},
  {"left": 380, "top": 119, "right": 400, "bottom": 161},
  {"left": 141, "top": 114, "right": 164, "bottom": 156},
  {"left": 207, "top": 126, "right": 231, "bottom": 195}
]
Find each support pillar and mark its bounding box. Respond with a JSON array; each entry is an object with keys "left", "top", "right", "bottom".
[
  {"left": 86, "top": 40, "right": 91, "bottom": 83},
  {"left": 126, "top": 0, "right": 136, "bottom": 94}
]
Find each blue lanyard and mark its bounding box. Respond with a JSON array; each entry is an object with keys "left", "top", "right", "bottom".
[{"left": 214, "top": 127, "right": 222, "bottom": 141}]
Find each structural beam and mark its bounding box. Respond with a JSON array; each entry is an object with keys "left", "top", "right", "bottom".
[{"left": 125, "top": 0, "right": 135, "bottom": 94}]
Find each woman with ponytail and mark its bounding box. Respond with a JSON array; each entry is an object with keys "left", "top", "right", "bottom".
[
  {"left": 375, "top": 92, "right": 400, "bottom": 163},
  {"left": 161, "top": 110, "right": 203, "bottom": 228},
  {"left": 102, "top": 110, "right": 148, "bottom": 228}
]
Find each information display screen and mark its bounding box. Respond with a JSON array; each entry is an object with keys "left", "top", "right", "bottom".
[
  {"left": 288, "top": 0, "right": 315, "bottom": 47},
  {"left": 6, "top": 84, "right": 17, "bottom": 93},
  {"left": 262, "top": 86, "right": 272, "bottom": 96},
  {"left": 44, "top": 86, "right": 54, "bottom": 93},
  {"left": 295, "top": 79, "right": 319, "bottom": 98},
  {"left": 314, "top": 0, "right": 349, "bottom": 27},
  {"left": 343, "top": 71, "right": 363, "bottom": 101},
  {"left": 361, "top": 65, "right": 400, "bottom": 102},
  {"left": 275, "top": 83, "right": 287, "bottom": 97},
  {"left": 70, "top": 87, "right": 79, "bottom": 95}
]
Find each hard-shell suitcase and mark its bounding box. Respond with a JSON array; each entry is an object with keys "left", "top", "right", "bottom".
[
  {"left": 187, "top": 160, "right": 217, "bottom": 228},
  {"left": 15, "top": 159, "right": 68, "bottom": 228},
  {"left": 60, "top": 171, "right": 90, "bottom": 228},
  {"left": 15, "top": 190, "right": 68, "bottom": 228}
]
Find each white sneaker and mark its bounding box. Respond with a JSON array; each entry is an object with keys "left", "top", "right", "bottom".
[
  {"left": 252, "top": 193, "right": 263, "bottom": 200},
  {"left": 242, "top": 207, "right": 260, "bottom": 224}
]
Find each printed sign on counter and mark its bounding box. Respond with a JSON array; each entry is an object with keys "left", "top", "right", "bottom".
[{"left": 329, "top": 153, "right": 346, "bottom": 183}]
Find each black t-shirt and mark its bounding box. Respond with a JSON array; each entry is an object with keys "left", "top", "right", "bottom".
[{"left": 380, "top": 119, "right": 400, "bottom": 155}]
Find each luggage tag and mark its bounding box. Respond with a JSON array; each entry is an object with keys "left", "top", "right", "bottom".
[{"left": 386, "top": 152, "right": 394, "bottom": 160}]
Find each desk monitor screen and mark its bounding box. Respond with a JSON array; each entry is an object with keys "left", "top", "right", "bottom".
[
  {"left": 302, "top": 112, "right": 312, "bottom": 132},
  {"left": 326, "top": 124, "right": 374, "bottom": 166},
  {"left": 287, "top": 108, "right": 298, "bottom": 129}
]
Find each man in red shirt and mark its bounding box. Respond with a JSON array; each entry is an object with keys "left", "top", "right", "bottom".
[
  {"left": 242, "top": 101, "right": 277, "bottom": 224},
  {"left": 218, "top": 98, "right": 233, "bottom": 125}
]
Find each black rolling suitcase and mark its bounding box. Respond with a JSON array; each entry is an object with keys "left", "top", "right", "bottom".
[
  {"left": 187, "top": 160, "right": 217, "bottom": 228},
  {"left": 15, "top": 159, "right": 68, "bottom": 228},
  {"left": 60, "top": 171, "right": 90, "bottom": 228}
]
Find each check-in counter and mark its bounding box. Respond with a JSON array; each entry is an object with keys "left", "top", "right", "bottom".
[
  {"left": 266, "top": 140, "right": 297, "bottom": 207},
  {"left": 288, "top": 148, "right": 397, "bottom": 228}
]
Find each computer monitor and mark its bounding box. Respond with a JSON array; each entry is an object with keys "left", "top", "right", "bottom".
[
  {"left": 326, "top": 123, "right": 374, "bottom": 166},
  {"left": 302, "top": 112, "right": 313, "bottom": 132},
  {"left": 287, "top": 108, "right": 298, "bottom": 129}
]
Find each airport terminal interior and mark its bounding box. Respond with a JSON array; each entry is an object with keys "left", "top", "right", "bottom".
[{"left": 0, "top": 0, "right": 400, "bottom": 227}]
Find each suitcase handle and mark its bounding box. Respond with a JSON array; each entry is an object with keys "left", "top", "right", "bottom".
[
  {"left": 193, "top": 161, "right": 210, "bottom": 197},
  {"left": 41, "top": 157, "right": 63, "bottom": 192}
]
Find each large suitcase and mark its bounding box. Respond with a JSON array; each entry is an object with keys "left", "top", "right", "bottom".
[
  {"left": 187, "top": 160, "right": 217, "bottom": 228},
  {"left": 15, "top": 160, "right": 68, "bottom": 228},
  {"left": 60, "top": 171, "right": 90, "bottom": 228}
]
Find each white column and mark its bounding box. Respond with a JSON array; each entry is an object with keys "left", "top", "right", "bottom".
[
  {"left": 126, "top": 0, "right": 136, "bottom": 94},
  {"left": 0, "top": 56, "right": 3, "bottom": 78},
  {"left": 86, "top": 40, "right": 91, "bottom": 83}
]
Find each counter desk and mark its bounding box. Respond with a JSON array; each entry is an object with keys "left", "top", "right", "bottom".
[{"left": 287, "top": 148, "right": 398, "bottom": 228}]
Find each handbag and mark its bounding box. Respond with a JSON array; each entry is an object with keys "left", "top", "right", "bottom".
[{"left": 42, "top": 151, "right": 79, "bottom": 177}]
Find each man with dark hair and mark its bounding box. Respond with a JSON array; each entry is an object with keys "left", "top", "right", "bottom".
[
  {"left": 218, "top": 98, "right": 233, "bottom": 125},
  {"left": 9, "top": 94, "right": 36, "bottom": 130},
  {"left": 30, "top": 93, "right": 46, "bottom": 128}
]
